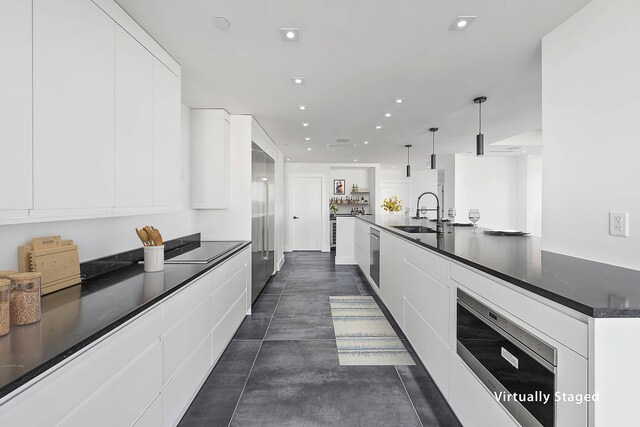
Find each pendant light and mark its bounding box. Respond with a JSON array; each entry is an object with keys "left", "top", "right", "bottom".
[
  {"left": 429, "top": 127, "right": 438, "bottom": 169},
  {"left": 405, "top": 144, "right": 413, "bottom": 177},
  {"left": 474, "top": 96, "right": 487, "bottom": 156}
]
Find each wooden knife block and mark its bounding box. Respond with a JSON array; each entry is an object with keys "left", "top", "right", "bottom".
[{"left": 19, "top": 236, "right": 81, "bottom": 295}]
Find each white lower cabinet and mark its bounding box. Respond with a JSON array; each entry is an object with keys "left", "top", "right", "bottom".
[
  {"left": 404, "top": 300, "right": 450, "bottom": 397},
  {"left": 213, "top": 291, "right": 248, "bottom": 362},
  {"left": 135, "top": 395, "right": 162, "bottom": 427},
  {"left": 449, "top": 353, "right": 517, "bottom": 427},
  {"left": 379, "top": 231, "right": 404, "bottom": 325},
  {"left": 62, "top": 341, "right": 163, "bottom": 427},
  {"left": 162, "top": 296, "right": 213, "bottom": 382},
  {"left": 0, "top": 247, "right": 250, "bottom": 426},
  {"left": 162, "top": 334, "right": 213, "bottom": 427}
]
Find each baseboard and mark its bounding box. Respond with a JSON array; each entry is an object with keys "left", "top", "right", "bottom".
[{"left": 335, "top": 257, "right": 357, "bottom": 265}]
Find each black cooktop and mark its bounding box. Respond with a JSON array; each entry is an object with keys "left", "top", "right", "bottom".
[{"left": 165, "top": 241, "right": 245, "bottom": 264}]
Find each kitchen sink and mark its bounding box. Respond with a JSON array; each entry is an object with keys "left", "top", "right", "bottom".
[{"left": 390, "top": 225, "right": 437, "bottom": 234}]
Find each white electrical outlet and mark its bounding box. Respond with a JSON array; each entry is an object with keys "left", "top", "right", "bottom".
[{"left": 609, "top": 211, "right": 629, "bottom": 237}]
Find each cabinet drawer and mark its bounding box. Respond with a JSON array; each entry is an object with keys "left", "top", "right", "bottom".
[
  {"left": 135, "top": 395, "right": 162, "bottom": 427},
  {"left": 209, "top": 247, "right": 249, "bottom": 296},
  {"left": 62, "top": 341, "right": 162, "bottom": 427},
  {"left": 163, "top": 296, "right": 212, "bottom": 383},
  {"left": 404, "top": 300, "right": 449, "bottom": 397},
  {"left": 162, "top": 334, "right": 212, "bottom": 427},
  {"left": 403, "top": 239, "right": 449, "bottom": 285},
  {"left": 450, "top": 263, "right": 588, "bottom": 357},
  {"left": 212, "top": 265, "right": 247, "bottom": 329},
  {"left": 162, "top": 273, "right": 213, "bottom": 331},
  {"left": 213, "top": 291, "right": 247, "bottom": 362},
  {"left": 0, "top": 307, "right": 161, "bottom": 425},
  {"left": 449, "top": 353, "right": 517, "bottom": 427},
  {"left": 403, "top": 257, "right": 449, "bottom": 344}
]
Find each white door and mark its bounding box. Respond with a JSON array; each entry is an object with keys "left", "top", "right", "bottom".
[{"left": 291, "top": 176, "right": 322, "bottom": 250}]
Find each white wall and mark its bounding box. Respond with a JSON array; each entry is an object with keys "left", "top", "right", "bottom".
[
  {"left": 0, "top": 104, "right": 199, "bottom": 269},
  {"left": 378, "top": 168, "right": 438, "bottom": 217},
  {"left": 542, "top": 0, "right": 640, "bottom": 269},
  {"left": 197, "top": 115, "right": 252, "bottom": 242},
  {"left": 284, "top": 163, "right": 380, "bottom": 252},
  {"left": 196, "top": 115, "right": 285, "bottom": 269},
  {"left": 454, "top": 155, "right": 518, "bottom": 230},
  {"left": 330, "top": 167, "right": 373, "bottom": 215}
]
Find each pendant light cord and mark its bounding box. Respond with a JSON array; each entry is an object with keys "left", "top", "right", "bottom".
[
  {"left": 479, "top": 101, "right": 482, "bottom": 134},
  {"left": 432, "top": 132, "right": 435, "bottom": 155}
]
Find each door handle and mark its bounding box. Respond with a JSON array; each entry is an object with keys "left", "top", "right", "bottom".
[{"left": 293, "top": 216, "right": 299, "bottom": 219}]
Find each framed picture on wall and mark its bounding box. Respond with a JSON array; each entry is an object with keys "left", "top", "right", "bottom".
[{"left": 334, "top": 179, "right": 346, "bottom": 195}]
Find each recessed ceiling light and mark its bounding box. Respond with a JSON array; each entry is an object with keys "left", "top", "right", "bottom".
[
  {"left": 384, "top": 113, "right": 392, "bottom": 118},
  {"left": 286, "top": 158, "right": 291, "bottom": 161},
  {"left": 297, "top": 105, "right": 307, "bottom": 111},
  {"left": 375, "top": 125, "right": 382, "bottom": 130},
  {"left": 395, "top": 98, "right": 404, "bottom": 104},
  {"left": 307, "top": 147, "right": 312, "bottom": 151},
  {"left": 353, "top": 145, "right": 357, "bottom": 147},
  {"left": 212, "top": 17, "right": 231, "bottom": 30},
  {"left": 291, "top": 77, "right": 304, "bottom": 85},
  {"left": 281, "top": 28, "right": 300, "bottom": 41},
  {"left": 302, "top": 122, "right": 309, "bottom": 127},
  {"left": 354, "top": 159, "right": 358, "bottom": 162},
  {"left": 363, "top": 141, "right": 369, "bottom": 145},
  {"left": 450, "top": 16, "right": 476, "bottom": 31},
  {"left": 305, "top": 137, "right": 310, "bottom": 141},
  {"left": 392, "top": 166, "right": 395, "bottom": 169},
  {"left": 522, "top": 150, "right": 527, "bottom": 153}
]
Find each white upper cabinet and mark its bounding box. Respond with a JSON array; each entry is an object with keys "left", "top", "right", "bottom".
[
  {"left": 0, "top": 0, "right": 32, "bottom": 212},
  {"left": 190, "top": 110, "right": 230, "bottom": 209},
  {"left": 115, "top": 26, "right": 153, "bottom": 209},
  {"left": 33, "top": 0, "right": 116, "bottom": 210},
  {"left": 152, "top": 59, "right": 181, "bottom": 209}
]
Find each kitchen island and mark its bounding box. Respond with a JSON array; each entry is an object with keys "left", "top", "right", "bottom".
[
  {"left": 336, "top": 215, "right": 640, "bottom": 427},
  {"left": 0, "top": 240, "right": 251, "bottom": 426}
]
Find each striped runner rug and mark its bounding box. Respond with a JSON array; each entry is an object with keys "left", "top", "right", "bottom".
[{"left": 329, "top": 296, "right": 415, "bottom": 366}]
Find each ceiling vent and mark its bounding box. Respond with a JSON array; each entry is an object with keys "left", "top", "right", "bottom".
[
  {"left": 326, "top": 144, "right": 354, "bottom": 149},
  {"left": 336, "top": 138, "right": 351, "bottom": 143}
]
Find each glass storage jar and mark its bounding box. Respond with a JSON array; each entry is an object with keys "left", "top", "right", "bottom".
[
  {"left": 7, "top": 272, "right": 42, "bottom": 325},
  {"left": 0, "top": 279, "right": 10, "bottom": 336}
]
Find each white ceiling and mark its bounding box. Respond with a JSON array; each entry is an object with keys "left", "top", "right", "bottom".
[{"left": 116, "top": 0, "right": 591, "bottom": 164}]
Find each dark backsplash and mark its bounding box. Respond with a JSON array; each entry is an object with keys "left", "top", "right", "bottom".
[{"left": 80, "top": 233, "right": 201, "bottom": 281}]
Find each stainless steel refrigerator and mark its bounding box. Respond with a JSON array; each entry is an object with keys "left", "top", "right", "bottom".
[{"left": 251, "top": 142, "right": 275, "bottom": 304}]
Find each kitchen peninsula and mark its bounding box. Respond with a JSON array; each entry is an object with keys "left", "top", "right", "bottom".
[{"left": 336, "top": 215, "right": 640, "bottom": 426}]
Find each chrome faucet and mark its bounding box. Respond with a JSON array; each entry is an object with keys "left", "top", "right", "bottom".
[{"left": 415, "top": 192, "right": 444, "bottom": 234}]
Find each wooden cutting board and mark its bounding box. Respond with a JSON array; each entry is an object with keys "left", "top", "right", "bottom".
[{"left": 23, "top": 238, "right": 82, "bottom": 295}]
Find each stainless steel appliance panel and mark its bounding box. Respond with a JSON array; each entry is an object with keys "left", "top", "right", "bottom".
[
  {"left": 369, "top": 228, "right": 380, "bottom": 288},
  {"left": 251, "top": 142, "right": 275, "bottom": 304},
  {"left": 456, "top": 289, "right": 556, "bottom": 427}
]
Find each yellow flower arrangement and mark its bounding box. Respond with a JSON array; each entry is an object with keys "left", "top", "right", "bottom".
[{"left": 381, "top": 196, "right": 402, "bottom": 212}]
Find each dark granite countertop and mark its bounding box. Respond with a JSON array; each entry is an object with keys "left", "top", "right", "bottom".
[
  {"left": 0, "top": 241, "right": 250, "bottom": 400},
  {"left": 354, "top": 215, "right": 640, "bottom": 318}
]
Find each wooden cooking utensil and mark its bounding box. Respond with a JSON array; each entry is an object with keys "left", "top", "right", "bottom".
[
  {"left": 135, "top": 228, "right": 148, "bottom": 246},
  {"left": 138, "top": 228, "right": 151, "bottom": 246}
]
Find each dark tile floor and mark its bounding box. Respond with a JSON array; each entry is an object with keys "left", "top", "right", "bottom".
[{"left": 179, "top": 252, "right": 461, "bottom": 427}]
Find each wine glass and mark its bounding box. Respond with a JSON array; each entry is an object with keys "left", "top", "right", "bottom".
[
  {"left": 469, "top": 209, "right": 480, "bottom": 232},
  {"left": 448, "top": 208, "right": 456, "bottom": 222}
]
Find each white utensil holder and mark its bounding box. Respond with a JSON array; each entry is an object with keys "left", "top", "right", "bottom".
[{"left": 144, "top": 245, "right": 164, "bottom": 272}]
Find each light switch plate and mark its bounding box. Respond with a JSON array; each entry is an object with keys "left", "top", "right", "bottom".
[{"left": 609, "top": 211, "right": 629, "bottom": 237}]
